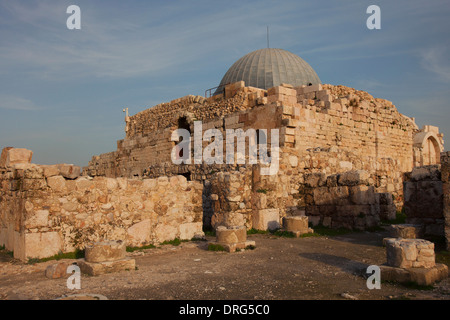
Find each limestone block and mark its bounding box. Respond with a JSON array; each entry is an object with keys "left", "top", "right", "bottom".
[
  {"left": 47, "top": 175, "right": 67, "bottom": 192},
  {"left": 385, "top": 238, "right": 435, "bottom": 269},
  {"left": 25, "top": 210, "right": 49, "bottom": 228},
  {"left": 77, "top": 258, "right": 135, "bottom": 276},
  {"left": 45, "top": 262, "right": 71, "bottom": 279},
  {"left": 304, "top": 172, "right": 327, "bottom": 188},
  {"left": 127, "top": 219, "right": 151, "bottom": 246},
  {"left": 85, "top": 240, "right": 126, "bottom": 263},
  {"left": 19, "top": 232, "right": 63, "bottom": 261},
  {"left": 389, "top": 224, "right": 424, "bottom": 239},
  {"left": 282, "top": 216, "right": 313, "bottom": 236},
  {"left": 0, "top": 147, "right": 32, "bottom": 167},
  {"left": 41, "top": 165, "right": 60, "bottom": 178},
  {"left": 179, "top": 222, "right": 203, "bottom": 240},
  {"left": 381, "top": 264, "right": 448, "bottom": 286},
  {"left": 338, "top": 170, "right": 369, "bottom": 186},
  {"left": 410, "top": 165, "right": 441, "bottom": 181},
  {"left": 349, "top": 185, "right": 376, "bottom": 205},
  {"left": 58, "top": 164, "right": 81, "bottom": 180},
  {"left": 154, "top": 224, "right": 178, "bottom": 243},
  {"left": 252, "top": 208, "right": 280, "bottom": 231}
]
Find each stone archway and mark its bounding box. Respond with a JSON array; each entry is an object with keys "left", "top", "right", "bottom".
[{"left": 413, "top": 131, "right": 444, "bottom": 166}]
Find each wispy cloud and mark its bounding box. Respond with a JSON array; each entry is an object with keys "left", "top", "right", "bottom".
[
  {"left": 420, "top": 46, "right": 450, "bottom": 82},
  {"left": 0, "top": 95, "right": 43, "bottom": 111}
]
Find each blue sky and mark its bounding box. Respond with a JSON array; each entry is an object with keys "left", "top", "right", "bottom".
[{"left": 0, "top": 0, "right": 449, "bottom": 167}]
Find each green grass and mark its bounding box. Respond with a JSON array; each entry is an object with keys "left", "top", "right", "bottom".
[
  {"left": 247, "top": 228, "right": 270, "bottom": 235},
  {"left": 126, "top": 244, "right": 157, "bottom": 252},
  {"left": 256, "top": 189, "right": 269, "bottom": 194},
  {"left": 310, "top": 224, "right": 353, "bottom": 237},
  {"left": 207, "top": 243, "right": 225, "bottom": 251},
  {"left": 160, "top": 238, "right": 189, "bottom": 246},
  {"left": 382, "top": 210, "right": 406, "bottom": 225},
  {"left": 28, "top": 249, "right": 85, "bottom": 264}
]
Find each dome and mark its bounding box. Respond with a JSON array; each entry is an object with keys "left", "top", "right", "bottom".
[{"left": 214, "top": 48, "right": 321, "bottom": 95}]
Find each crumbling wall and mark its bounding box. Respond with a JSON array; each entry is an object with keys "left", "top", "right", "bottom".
[
  {"left": 441, "top": 151, "right": 450, "bottom": 250},
  {"left": 299, "top": 170, "right": 395, "bottom": 230},
  {"left": 0, "top": 156, "right": 203, "bottom": 261},
  {"left": 403, "top": 165, "right": 444, "bottom": 236}
]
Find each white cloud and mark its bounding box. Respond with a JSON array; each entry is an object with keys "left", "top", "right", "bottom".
[
  {"left": 0, "top": 95, "right": 42, "bottom": 111},
  {"left": 420, "top": 47, "right": 450, "bottom": 82}
]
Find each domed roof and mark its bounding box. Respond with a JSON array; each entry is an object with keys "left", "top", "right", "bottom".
[{"left": 214, "top": 48, "right": 321, "bottom": 95}]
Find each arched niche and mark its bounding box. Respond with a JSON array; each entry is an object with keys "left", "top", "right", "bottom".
[{"left": 413, "top": 131, "right": 444, "bottom": 166}]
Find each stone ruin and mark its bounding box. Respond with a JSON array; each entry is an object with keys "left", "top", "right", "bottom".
[{"left": 0, "top": 80, "right": 448, "bottom": 288}]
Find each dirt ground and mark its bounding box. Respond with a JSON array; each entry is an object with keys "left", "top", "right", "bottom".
[{"left": 0, "top": 228, "right": 449, "bottom": 301}]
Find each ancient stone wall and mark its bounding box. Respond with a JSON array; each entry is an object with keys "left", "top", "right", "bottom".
[
  {"left": 0, "top": 160, "right": 203, "bottom": 261},
  {"left": 84, "top": 81, "right": 434, "bottom": 211},
  {"left": 441, "top": 151, "right": 450, "bottom": 250},
  {"left": 403, "top": 165, "right": 444, "bottom": 236},
  {"left": 298, "top": 170, "right": 395, "bottom": 230}
]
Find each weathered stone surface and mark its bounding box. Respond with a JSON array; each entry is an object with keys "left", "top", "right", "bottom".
[
  {"left": 25, "top": 210, "right": 49, "bottom": 228},
  {"left": 58, "top": 164, "right": 81, "bottom": 180},
  {"left": 19, "top": 232, "right": 63, "bottom": 260},
  {"left": 252, "top": 209, "right": 280, "bottom": 231},
  {"left": 41, "top": 165, "right": 60, "bottom": 178},
  {"left": 389, "top": 224, "right": 424, "bottom": 239},
  {"left": 179, "top": 222, "right": 203, "bottom": 240},
  {"left": 47, "top": 175, "right": 66, "bottom": 192},
  {"left": 127, "top": 220, "right": 151, "bottom": 246},
  {"left": 45, "top": 262, "right": 71, "bottom": 279},
  {"left": 0, "top": 147, "right": 33, "bottom": 167},
  {"left": 385, "top": 238, "right": 435, "bottom": 269},
  {"left": 380, "top": 263, "right": 448, "bottom": 286},
  {"left": 77, "top": 258, "right": 135, "bottom": 276},
  {"left": 338, "top": 170, "right": 369, "bottom": 186},
  {"left": 85, "top": 240, "right": 126, "bottom": 263}
]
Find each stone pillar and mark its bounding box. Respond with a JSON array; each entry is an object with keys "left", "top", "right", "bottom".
[{"left": 208, "top": 226, "right": 255, "bottom": 253}]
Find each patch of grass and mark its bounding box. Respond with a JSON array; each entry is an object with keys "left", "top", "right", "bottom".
[
  {"left": 247, "top": 228, "right": 270, "bottom": 235},
  {"left": 311, "top": 224, "right": 353, "bottom": 237},
  {"left": 33, "top": 249, "right": 85, "bottom": 263},
  {"left": 160, "top": 238, "right": 189, "bottom": 246},
  {"left": 245, "top": 245, "right": 256, "bottom": 250},
  {"left": 256, "top": 188, "right": 269, "bottom": 194},
  {"left": 272, "top": 230, "right": 296, "bottom": 238},
  {"left": 126, "top": 244, "right": 156, "bottom": 252},
  {"left": 207, "top": 243, "right": 225, "bottom": 251},
  {"left": 382, "top": 210, "right": 406, "bottom": 225},
  {"left": 203, "top": 229, "right": 216, "bottom": 237}
]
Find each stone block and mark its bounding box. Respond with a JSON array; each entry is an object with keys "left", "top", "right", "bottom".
[
  {"left": 338, "top": 170, "right": 369, "bottom": 186},
  {"left": 41, "top": 165, "right": 60, "bottom": 178},
  {"left": 17, "top": 232, "right": 63, "bottom": 261},
  {"left": 385, "top": 238, "right": 435, "bottom": 269},
  {"left": 349, "top": 185, "right": 375, "bottom": 205},
  {"left": 127, "top": 219, "right": 151, "bottom": 246},
  {"left": 45, "top": 262, "right": 71, "bottom": 279},
  {"left": 58, "top": 164, "right": 81, "bottom": 180},
  {"left": 0, "top": 147, "right": 33, "bottom": 167},
  {"left": 304, "top": 172, "right": 327, "bottom": 188},
  {"left": 410, "top": 165, "right": 441, "bottom": 181},
  {"left": 179, "top": 222, "right": 203, "bottom": 240},
  {"left": 283, "top": 216, "right": 314, "bottom": 236},
  {"left": 85, "top": 240, "right": 126, "bottom": 263},
  {"left": 252, "top": 208, "right": 280, "bottom": 231},
  {"left": 77, "top": 258, "right": 136, "bottom": 276},
  {"left": 25, "top": 210, "right": 49, "bottom": 228},
  {"left": 381, "top": 264, "right": 448, "bottom": 286},
  {"left": 389, "top": 224, "right": 424, "bottom": 239},
  {"left": 47, "top": 175, "right": 67, "bottom": 192}
]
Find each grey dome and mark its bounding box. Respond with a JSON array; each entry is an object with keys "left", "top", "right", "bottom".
[{"left": 214, "top": 48, "right": 321, "bottom": 95}]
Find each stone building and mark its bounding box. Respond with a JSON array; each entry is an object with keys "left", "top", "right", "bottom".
[
  {"left": 84, "top": 47, "right": 444, "bottom": 229},
  {"left": 1, "top": 48, "right": 447, "bottom": 260}
]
